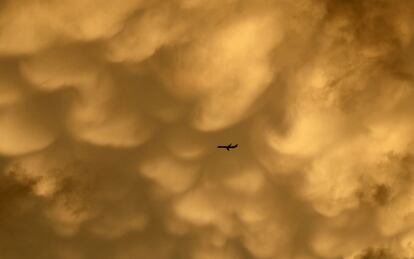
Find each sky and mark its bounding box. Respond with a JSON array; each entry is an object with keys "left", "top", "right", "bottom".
[{"left": 1, "top": 0, "right": 414, "bottom": 258}]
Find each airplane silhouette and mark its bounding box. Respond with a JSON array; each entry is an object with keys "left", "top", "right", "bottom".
[{"left": 217, "top": 143, "right": 238, "bottom": 151}]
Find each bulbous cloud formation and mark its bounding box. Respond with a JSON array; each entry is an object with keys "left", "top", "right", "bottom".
[{"left": 1, "top": 0, "right": 414, "bottom": 258}]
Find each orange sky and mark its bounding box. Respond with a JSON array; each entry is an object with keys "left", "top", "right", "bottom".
[{"left": 1, "top": 0, "right": 414, "bottom": 258}]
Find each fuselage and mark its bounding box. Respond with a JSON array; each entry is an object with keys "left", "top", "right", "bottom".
[{"left": 217, "top": 144, "right": 238, "bottom": 150}]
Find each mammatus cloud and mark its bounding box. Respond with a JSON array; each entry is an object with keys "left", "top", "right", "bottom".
[{"left": 1, "top": 0, "right": 414, "bottom": 258}]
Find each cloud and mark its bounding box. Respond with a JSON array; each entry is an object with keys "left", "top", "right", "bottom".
[
  {"left": 1, "top": 0, "right": 414, "bottom": 258},
  {"left": 0, "top": 0, "right": 144, "bottom": 56},
  {"left": 0, "top": 100, "right": 57, "bottom": 156}
]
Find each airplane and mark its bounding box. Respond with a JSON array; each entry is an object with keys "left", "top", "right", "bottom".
[{"left": 217, "top": 143, "right": 238, "bottom": 151}]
